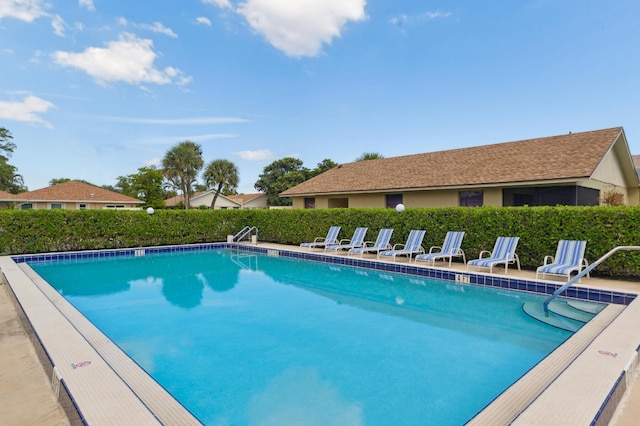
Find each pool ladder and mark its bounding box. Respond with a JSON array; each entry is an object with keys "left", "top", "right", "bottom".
[
  {"left": 230, "top": 226, "right": 259, "bottom": 245},
  {"left": 543, "top": 245, "right": 640, "bottom": 315}
]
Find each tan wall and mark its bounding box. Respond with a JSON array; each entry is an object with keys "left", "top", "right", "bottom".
[
  {"left": 483, "top": 188, "right": 503, "bottom": 206},
  {"left": 18, "top": 201, "right": 140, "bottom": 210},
  {"left": 294, "top": 188, "right": 507, "bottom": 209},
  {"left": 593, "top": 151, "right": 628, "bottom": 188},
  {"left": 345, "top": 193, "right": 385, "bottom": 208}
]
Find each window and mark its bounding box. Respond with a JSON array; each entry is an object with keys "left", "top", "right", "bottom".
[
  {"left": 20, "top": 203, "right": 33, "bottom": 210},
  {"left": 50, "top": 203, "right": 63, "bottom": 209},
  {"left": 502, "top": 186, "right": 600, "bottom": 207},
  {"left": 386, "top": 194, "right": 403, "bottom": 209},
  {"left": 460, "top": 191, "right": 483, "bottom": 207},
  {"left": 78, "top": 204, "right": 87, "bottom": 210},
  {"left": 304, "top": 197, "right": 316, "bottom": 209},
  {"left": 105, "top": 205, "right": 126, "bottom": 209},
  {"left": 328, "top": 198, "right": 348, "bottom": 208}
]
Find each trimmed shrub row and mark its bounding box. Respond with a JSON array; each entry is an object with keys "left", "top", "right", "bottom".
[{"left": 1, "top": 207, "right": 639, "bottom": 278}]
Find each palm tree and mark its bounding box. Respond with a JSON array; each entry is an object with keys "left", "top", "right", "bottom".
[
  {"left": 355, "top": 152, "right": 385, "bottom": 161},
  {"left": 162, "top": 141, "right": 204, "bottom": 209},
  {"left": 203, "top": 159, "right": 239, "bottom": 209}
]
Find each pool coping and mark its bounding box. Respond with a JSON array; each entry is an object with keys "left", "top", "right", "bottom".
[{"left": 3, "top": 241, "right": 640, "bottom": 424}]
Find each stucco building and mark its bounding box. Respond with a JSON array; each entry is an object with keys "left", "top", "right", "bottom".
[{"left": 281, "top": 127, "right": 639, "bottom": 208}]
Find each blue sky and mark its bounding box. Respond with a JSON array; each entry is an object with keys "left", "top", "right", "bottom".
[{"left": 1, "top": 0, "right": 639, "bottom": 194}]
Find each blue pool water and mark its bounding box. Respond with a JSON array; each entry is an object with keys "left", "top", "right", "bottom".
[{"left": 31, "top": 249, "right": 572, "bottom": 425}]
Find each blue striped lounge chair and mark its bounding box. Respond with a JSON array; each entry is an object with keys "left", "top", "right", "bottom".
[
  {"left": 467, "top": 236, "right": 520, "bottom": 274},
  {"left": 378, "top": 230, "right": 426, "bottom": 262},
  {"left": 325, "top": 227, "right": 368, "bottom": 254},
  {"left": 300, "top": 226, "right": 341, "bottom": 251},
  {"left": 415, "top": 231, "right": 466, "bottom": 267},
  {"left": 536, "top": 240, "right": 589, "bottom": 281},
  {"left": 347, "top": 228, "right": 394, "bottom": 257}
]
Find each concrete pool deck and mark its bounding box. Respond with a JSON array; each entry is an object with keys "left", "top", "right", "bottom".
[{"left": 1, "top": 242, "right": 640, "bottom": 425}]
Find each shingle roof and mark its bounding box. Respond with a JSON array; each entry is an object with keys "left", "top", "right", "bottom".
[
  {"left": 164, "top": 191, "right": 205, "bottom": 207},
  {"left": 228, "top": 193, "right": 265, "bottom": 203},
  {"left": 0, "top": 190, "right": 16, "bottom": 199},
  {"left": 15, "top": 180, "right": 143, "bottom": 203},
  {"left": 281, "top": 127, "right": 624, "bottom": 196}
]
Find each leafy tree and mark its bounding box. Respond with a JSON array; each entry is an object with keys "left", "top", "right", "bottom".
[
  {"left": 355, "top": 152, "right": 384, "bottom": 161},
  {"left": 0, "top": 127, "right": 27, "bottom": 193},
  {"left": 49, "top": 178, "right": 71, "bottom": 185},
  {"left": 254, "top": 157, "right": 308, "bottom": 206},
  {"left": 309, "top": 158, "right": 337, "bottom": 178},
  {"left": 0, "top": 128, "right": 16, "bottom": 156},
  {"left": 203, "top": 159, "right": 239, "bottom": 209},
  {"left": 116, "top": 166, "right": 166, "bottom": 208},
  {"left": 162, "top": 141, "right": 204, "bottom": 209}
]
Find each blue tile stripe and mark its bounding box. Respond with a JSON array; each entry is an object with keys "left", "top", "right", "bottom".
[{"left": 12, "top": 243, "right": 637, "bottom": 305}]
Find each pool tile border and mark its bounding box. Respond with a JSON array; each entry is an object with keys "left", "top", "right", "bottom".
[{"left": 13, "top": 243, "right": 636, "bottom": 306}]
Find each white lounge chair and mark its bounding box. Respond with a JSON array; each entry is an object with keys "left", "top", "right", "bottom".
[
  {"left": 300, "top": 226, "right": 341, "bottom": 251},
  {"left": 415, "top": 231, "right": 466, "bottom": 267},
  {"left": 467, "top": 236, "right": 520, "bottom": 274},
  {"left": 378, "top": 230, "right": 426, "bottom": 262},
  {"left": 325, "top": 227, "right": 368, "bottom": 254},
  {"left": 347, "top": 228, "right": 394, "bottom": 257},
  {"left": 536, "top": 240, "right": 589, "bottom": 281}
]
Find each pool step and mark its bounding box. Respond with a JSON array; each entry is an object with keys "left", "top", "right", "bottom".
[
  {"left": 547, "top": 300, "right": 597, "bottom": 323},
  {"left": 521, "top": 302, "right": 585, "bottom": 332},
  {"left": 566, "top": 299, "right": 606, "bottom": 314}
]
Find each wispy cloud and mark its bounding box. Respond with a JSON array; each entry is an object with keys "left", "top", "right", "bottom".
[
  {"left": 52, "top": 33, "right": 191, "bottom": 87},
  {"left": 94, "top": 115, "right": 248, "bottom": 125},
  {"left": 234, "top": 149, "right": 275, "bottom": 161},
  {"left": 51, "top": 14, "right": 65, "bottom": 36},
  {"left": 237, "top": 0, "right": 367, "bottom": 58},
  {"left": 132, "top": 133, "right": 239, "bottom": 145},
  {"left": 201, "top": 0, "right": 232, "bottom": 10},
  {"left": 195, "top": 17, "right": 212, "bottom": 26},
  {"left": 0, "top": 0, "right": 48, "bottom": 22},
  {"left": 389, "top": 10, "right": 451, "bottom": 27},
  {"left": 0, "top": 95, "right": 56, "bottom": 128},
  {"left": 79, "top": 0, "right": 95, "bottom": 12},
  {"left": 116, "top": 17, "right": 178, "bottom": 38}
]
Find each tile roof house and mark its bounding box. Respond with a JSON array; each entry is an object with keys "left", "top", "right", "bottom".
[
  {"left": 281, "top": 127, "right": 639, "bottom": 208},
  {"left": 164, "top": 191, "right": 268, "bottom": 209},
  {"left": 2, "top": 180, "right": 144, "bottom": 210}
]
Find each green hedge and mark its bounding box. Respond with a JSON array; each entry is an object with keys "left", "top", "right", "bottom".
[{"left": 1, "top": 207, "right": 639, "bottom": 278}]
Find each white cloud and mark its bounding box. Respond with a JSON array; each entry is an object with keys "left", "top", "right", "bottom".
[
  {"left": 116, "top": 17, "right": 177, "bottom": 38},
  {"left": 234, "top": 149, "right": 275, "bottom": 161},
  {"left": 51, "top": 14, "right": 65, "bottom": 36},
  {"left": 421, "top": 11, "right": 451, "bottom": 20},
  {"left": 2, "top": 48, "right": 15, "bottom": 54},
  {"left": 389, "top": 11, "right": 451, "bottom": 27},
  {"left": 0, "top": 95, "right": 56, "bottom": 128},
  {"left": 52, "top": 33, "right": 191, "bottom": 87},
  {"left": 79, "top": 0, "right": 95, "bottom": 11},
  {"left": 0, "top": 0, "right": 47, "bottom": 22},
  {"left": 195, "top": 16, "right": 212, "bottom": 26},
  {"left": 202, "top": 0, "right": 232, "bottom": 9},
  {"left": 141, "top": 21, "right": 178, "bottom": 38},
  {"left": 237, "top": 0, "right": 367, "bottom": 57}
]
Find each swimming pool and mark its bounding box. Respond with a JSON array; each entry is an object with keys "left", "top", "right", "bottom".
[{"left": 29, "top": 247, "right": 575, "bottom": 425}]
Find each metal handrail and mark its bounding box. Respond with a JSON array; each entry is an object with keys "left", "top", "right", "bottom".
[
  {"left": 232, "top": 226, "right": 258, "bottom": 243},
  {"left": 233, "top": 226, "right": 250, "bottom": 241},
  {"left": 543, "top": 245, "right": 640, "bottom": 315}
]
